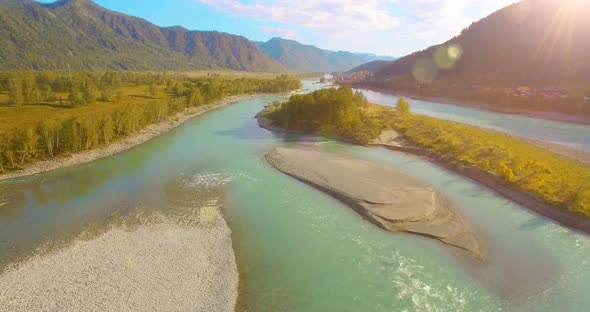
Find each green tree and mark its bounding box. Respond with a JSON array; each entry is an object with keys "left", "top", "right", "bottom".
[
  {"left": 82, "top": 82, "right": 98, "bottom": 103},
  {"left": 68, "top": 83, "right": 85, "bottom": 107},
  {"left": 22, "top": 74, "right": 37, "bottom": 105},
  {"left": 8, "top": 78, "right": 24, "bottom": 105},
  {"left": 396, "top": 97, "right": 410, "bottom": 117},
  {"left": 16, "top": 127, "right": 38, "bottom": 163},
  {"left": 187, "top": 86, "right": 204, "bottom": 107},
  {"left": 100, "top": 114, "right": 115, "bottom": 144},
  {"left": 100, "top": 82, "right": 114, "bottom": 101},
  {"left": 36, "top": 120, "right": 58, "bottom": 158}
]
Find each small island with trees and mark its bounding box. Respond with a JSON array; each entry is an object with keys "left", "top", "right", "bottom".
[{"left": 257, "top": 86, "right": 590, "bottom": 232}]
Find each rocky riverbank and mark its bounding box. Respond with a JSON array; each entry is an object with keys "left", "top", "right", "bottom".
[
  {"left": 0, "top": 208, "right": 238, "bottom": 312},
  {"left": 265, "top": 147, "right": 486, "bottom": 260}
]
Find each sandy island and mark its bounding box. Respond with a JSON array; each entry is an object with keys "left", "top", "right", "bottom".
[
  {"left": 0, "top": 209, "right": 238, "bottom": 312},
  {"left": 265, "top": 147, "right": 486, "bottom": 260},
  {"left": 0, "top": 93, "right": 267, "bottom": 182}
]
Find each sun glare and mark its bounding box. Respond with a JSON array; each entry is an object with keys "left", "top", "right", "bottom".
[{"left": 532, "top": 0, "right": 586, "bottom": 65}]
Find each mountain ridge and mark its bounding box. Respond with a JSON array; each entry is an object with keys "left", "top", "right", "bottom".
[
  {"left": 258, "top": 37, "right": 395, "bottom": 72},
  {"left": 0, "top": 0, "right": 285, "bottom": 71},
  {"left": 369, "top": 0, "right": 590, "bottom": 85}
]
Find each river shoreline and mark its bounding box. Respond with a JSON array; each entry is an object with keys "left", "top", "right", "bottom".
[
  {"left": 0, "top": 93, "right": 272, "bottom": 182},
  {"left": 0, "top": 211, "right": 239, "bottom": 311},
  {"left": 345, "top": 84, "right": 590, "bottom": 126},
  {"left": 256, "top": 114, "right": 590, "bottom": 236}
]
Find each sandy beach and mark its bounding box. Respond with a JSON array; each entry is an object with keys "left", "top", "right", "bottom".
[{"left": 0, "top": 93, "right": 265, "bottom": 182}]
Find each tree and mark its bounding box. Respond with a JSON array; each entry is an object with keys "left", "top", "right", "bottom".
[
  {"left": 100, "top": 114, "right": 115, "bottom": 145},
  {"left": 187, "top": 86, "right": 204, "bottom": 107},
  {"left": 36, "top": 120, "right": 57, "bottom": 158},
  {"left": 8, "top": 78, "right": 24, "bottom": 105},
  {"left": 82, "top": 82, "right": 98, "bottom": 103},
  {"left": 100, "top": 82, "right": 114, "bottom": 101},
  {"left": 16, "top": 127, "right": 38, "bottom": 163},
  {"left": 396, "top": 97, "right": 410, "bottom": 117},
  {"left": 22, "top": 74, "right": 37, "bottom": 105},
  {"left": 68, "top": 83, "right": 85, "bottom": 107},
  {"left": 4, "top": 150, "right": 15, "bottom": 169}
]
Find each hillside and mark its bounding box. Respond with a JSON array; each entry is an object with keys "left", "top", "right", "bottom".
[
  {"left": 373, "top": 0, "right": 590, "bottom": 85},
  {"left": 347, "top": 60, "right": 393, "bottom": 74},
  {"left": 0, "top": 0, "right": 285, "bottom": 71},
  {"left": 258, "top": 37, "right": 393, "bottom": 72}
]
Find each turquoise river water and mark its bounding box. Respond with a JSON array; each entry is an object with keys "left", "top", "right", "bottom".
[{"left": 1, "top": 80, "right": 589, "bottom": 311}]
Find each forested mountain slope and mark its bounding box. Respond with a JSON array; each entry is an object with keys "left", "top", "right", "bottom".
[
  {"left": 259, "top": 37, "right": 394, "bottom": 72},
  {"left": 0, "top": 0, "right": 285, "bottom": 71},
  {"left": 373, "top": 0, "right": 590, "bottom": 85}
]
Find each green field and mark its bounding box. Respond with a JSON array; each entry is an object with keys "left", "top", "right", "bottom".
[{"left": 0, "top": 85, "right": 167, "bottom": 136}]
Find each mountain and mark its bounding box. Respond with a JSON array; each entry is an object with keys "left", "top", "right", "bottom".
[
  {"left": 354, "top": 53, "right": 396, "bottom": 62},
  {"left": 372, "top": 0, "right": 590, "bottom": 85},
  {"left": 258, "top": 37, "right": 394, "bottom": 72},
  {"left": 347, "top": 60, "right": 393, "bottom": 74},
  {"left": 0, "top": 0, "right": 285, "bottom": 71}
]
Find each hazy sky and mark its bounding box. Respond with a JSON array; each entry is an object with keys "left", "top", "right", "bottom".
[{"left": 38, "top": 0, "right": 519, "bottom": 56}]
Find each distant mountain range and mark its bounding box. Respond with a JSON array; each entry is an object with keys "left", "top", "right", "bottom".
[
  {"left": 0, "top": 0, "right": 394, "bottom": 73},
  {"left": 0, "top": 0, "right": 285, "bottom": 71},
  {"left": 352, "top": 0, "right": 590, "bottom": 86},
  {"left": 258, "top": 37, "right": 395, "bottom": 73}
]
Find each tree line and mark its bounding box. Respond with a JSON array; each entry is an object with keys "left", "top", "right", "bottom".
[
  {"left": 0, "top": 72, "right": 302, "bottom": 173},
  {"left": 0, "top": 71, "right": 167, "bottom": 107},
  {"left": 263, "top": 86, "right": 382, "bottom": 143},
  {"left": 0, "top": 71, "right": 301, "bottom": 107}
]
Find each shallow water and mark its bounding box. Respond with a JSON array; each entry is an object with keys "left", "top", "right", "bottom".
[
  {"left": 354, "top": 88, "right": 590, "bottom": 152},
  {"left": 1, "top": 80, "right": 590, "bottom": 311}
]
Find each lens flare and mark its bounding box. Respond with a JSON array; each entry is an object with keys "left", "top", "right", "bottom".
[
  {"left": 447, "top": 44, "right": 463, "bottom": 60},
  {"left": 412, "top": 58, "right": 438, "bottom": 84},
  {"left": 433, "top": 44, "right": 463, "bottom": 70}
]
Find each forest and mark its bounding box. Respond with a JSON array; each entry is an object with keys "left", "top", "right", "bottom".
[
  {"left": 262, "top": 86, "right": 383, "bottom": 143},
  {"left": 0, "top": 71, "right": 301, "bottom": 173}
]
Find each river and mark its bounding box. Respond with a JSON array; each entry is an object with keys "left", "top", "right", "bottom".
[
  {"left": 1, "top": 80, "right": 589, "bottom": 311},
  {"left": 351, "top": 88, "right": 590, "bottom": 152}
]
